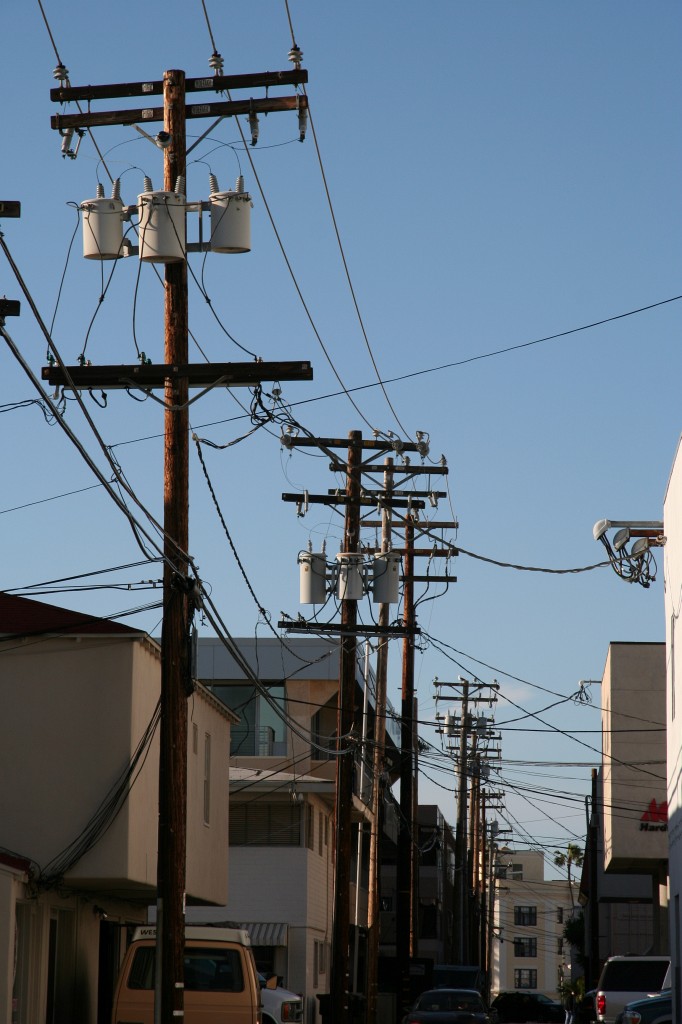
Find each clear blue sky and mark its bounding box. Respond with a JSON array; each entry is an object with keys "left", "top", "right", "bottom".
[{"left": 1, "top": 1, "right": 680, "bottom": 873}]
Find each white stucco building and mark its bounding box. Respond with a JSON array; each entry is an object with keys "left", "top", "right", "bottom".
[
  {"left": 664, "top": 436, "right": 682, "bottom": 1017},
  {"left": 491, "top": 849, "right": 574, "bottom": 1001}
]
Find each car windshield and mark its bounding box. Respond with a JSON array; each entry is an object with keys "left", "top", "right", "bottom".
[{"left": 415, "top": 991, "right": 483, "bottom": 1012}]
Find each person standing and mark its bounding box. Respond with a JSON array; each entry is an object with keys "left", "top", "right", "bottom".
[{"left": 564, "top": 990, "right": 575, "bottom": 1024}]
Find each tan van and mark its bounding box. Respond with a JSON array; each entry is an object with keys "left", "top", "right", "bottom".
[{"left": 112, "top": 925, "right": 261, "bottom": 1024}]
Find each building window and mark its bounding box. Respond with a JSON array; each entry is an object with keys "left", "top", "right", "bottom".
[
  {"left": 513, "top": 906, "right": 537, "bottom": 926},
  {"left": 229, "top": 803, "right": 303, "bottom": 846},
  {"left": 557, "top": 906, "right": 564, "bottom": 923},
  {"left": 557, "top": 938, "right": 564, "bottom": 955},
  {"left": 307, "top": 804, "right": 314, "bottom": 850},
  {"left": 210, "top": 682, "right": 286, "bottom": 757},
  {"left": 313, "top": 939, "right": 327, "bottom": 988},
  {"left": 419, "top": 902, "right": 439, "bottom": 940},
  {"left": 192, "top": 723, "right": 198, "bottom": 755},
  {"left": 513, "top": 937, "right": 537, "bottom": 957},
  {"left": 514, "top": 969, "right": 537, "bottom": 990},
  {"left": 318, "top": 811, "right": 324, "bottom": 855},
  {"left": 203, "top": 733, "right": 211, "bottom": 825}
]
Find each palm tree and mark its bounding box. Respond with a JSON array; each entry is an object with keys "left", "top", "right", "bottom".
[{"left": 554, "top": 843, "right": 584, "bottom": 909}]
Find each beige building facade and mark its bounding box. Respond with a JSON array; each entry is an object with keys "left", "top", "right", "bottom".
[
  {"left": 0, "top": 594, "right": 234, "bottom": 1024},
  {"left": 600, "top": 641, "right": 668, "bottom": 953}
]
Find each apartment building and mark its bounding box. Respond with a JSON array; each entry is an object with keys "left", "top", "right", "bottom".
[
  {"left": 0, "top": 593, "right": 234, "bottom": 1024},
  {"left": 491, "top": 848, "right": 574, "bottom": 1000},
  {"left": 188, "top": 635, "right": 401, "bottom": 1023}
]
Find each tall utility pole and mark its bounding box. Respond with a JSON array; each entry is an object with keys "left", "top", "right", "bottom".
[
  {"left": 396, "top": 513, "right": 415, "bottom": 1007},
  {"left": 366, "top": 457, "right": 394, "bottom": 1024},
  {"left": 434, "top": 677, "right": 499, "bottom": 967},
  {"left": 331, "top": 430, "right": 363, "bottom": 1022},
  {"left": 454, "top": 677, "right": 470, "bottom": 963},
  {"left": 281, "top": 435, "right": 428, "bottom": 1024},
  {"left": 588, "top": 768, "right": 600, "bottom": 987},
  {"left": 48, "top": 64, "right": 313, "bottom": 1024},
  {"left": 157, "top": 69, "right": 189, "bottom": 1024},
  {"left": 281, "top": 438, "right": 450, "bottom": 1024},
  {"left": 467, "top": 734, "right": 479, "bottom": 962}
]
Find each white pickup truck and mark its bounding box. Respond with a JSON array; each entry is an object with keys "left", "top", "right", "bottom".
[
  {"left": 596, "top": 955, "right": 670, "bottom": 1024},
  {"left": 259, "top": 973, "right": 304, "bottom": 1024}
]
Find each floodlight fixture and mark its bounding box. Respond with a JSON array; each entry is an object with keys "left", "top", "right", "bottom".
[
  {"left": 631, "top": 537, "right": 651, "bottom": 558},
  {"left": 593, "top": 517, "right": 665, "bottom": 588},
  {"left": 593, "top": 519, "right": 610, "bottom": 541},
  {"left": 613, "top": 527, "right": 630, "bottom": 552}
]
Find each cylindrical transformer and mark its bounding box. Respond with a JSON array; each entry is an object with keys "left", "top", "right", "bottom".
[
  {"left": 209, "top": 191, "right": 252, "bottom": 253},
  {"left": 80, "top": 197, "right": 124, "bottom": 259},
  {"left": 336, "top": 553, "right": 365, "bottom": 602},
  {"left": 299, "top": 551, "right": 327, "bottom": 605},
  {"left": 372, "top": 551, "right": 401, "bottom": 604},
  {"left": 138, "top": 190, "right": 185, "bottom": 263}
]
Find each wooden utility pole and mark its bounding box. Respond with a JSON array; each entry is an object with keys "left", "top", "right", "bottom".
[
  {"left": 588, "top": 768, "right": 600, "bottom": 987},
  {"left": 157, "top": 69, "right": 189, "bottom": 1024},
  {"left": 330, "top": 430, "right": 363, "bottom": 1024},
  {"left": 454, "top": 678, "right": 470, "bottom": 964},
  {"left": 434, "top": 678, "right": 499, "bottom": 970},
  {"left": 396, "top": 514, "right": 415, "bottom": 1016},
  {"left": 48, "top": 64, "right": 314, "bottom": 1024},
  {"left": 479, "top": 793, "right": 488, "bottom": 974},
  {"left": 366, "top": 457, "right": 394, "bottom": 1024},
  {"left": 468, "top": 736, "right": 479, "bottom": 964}
]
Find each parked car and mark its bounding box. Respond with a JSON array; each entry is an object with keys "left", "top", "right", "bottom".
[
  {"left": 491, "top": 990, "right": 563, "bottom": 1023},
  {"left": 595, "top": 955, "right": 670, "bottom": 1024},
  {"left": 615, "top": 990, "right": 672, "bottom": 1024},
  {"left": 112, "top": 925, "right": 261, "bottom": 1024},
  {"left": 258, "top": 973, "right": 304, "bottom": 1024},
  {"left": 403, "top": 987, "right": 492, "bottom": 1024}
]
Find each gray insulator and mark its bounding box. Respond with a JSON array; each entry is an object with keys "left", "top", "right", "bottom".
[
  {"left": 174, "top": 175, "right": 186, "bottom": 197},
  {"left": 143, "top": 176, "right": 153, "bottom": 194},
  {"left": 111, "top": 178, "right": 121, "bottom": 201},
  {"left": 95, "top": 183, "right": 105, "bottom": 199},
  {"left": 235, "top": 175, "right": 245, "bottom": 194},
  {"left": 208, "top": 173, "right": 220, "bottom": 196}
]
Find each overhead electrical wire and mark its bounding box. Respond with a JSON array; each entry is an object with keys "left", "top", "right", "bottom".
[
  {"left": 192, "top": 0, "right": 383, "bottom": 437},
  {"left": 281, "top": 0, "right": 412, "bottom": 440},
  {"left": 284, "top": 293, "right": 682, "bottom": 411},
  {"left": 425, "top": 631, "right": 666, "bottom": 729}
]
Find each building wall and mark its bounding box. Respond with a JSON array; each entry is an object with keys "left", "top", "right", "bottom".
[
  {"left": 0, "top": 634, "right": 231, "bottom": 903},
  {"left": 601, "top": 643, "right": 667, "bottom": 873},
  {"left": 0, "top": 635, "right": 142, "bottom": 875},
  {"left": 0, "top": 629, "right": 234, "bottom": 1024},
  {"left": 187, "top": 792, "right": 334, "bottom": 1001},
  {"left": 185, "top": 684, "right": 232, "bottom": 905},
  {"left": 664, "top": 436, "right": 682, "bottom": 1018}
]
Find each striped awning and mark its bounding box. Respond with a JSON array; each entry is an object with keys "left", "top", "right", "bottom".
[{"left": 241, "top": 922, "right": 288, "bottom": 946}]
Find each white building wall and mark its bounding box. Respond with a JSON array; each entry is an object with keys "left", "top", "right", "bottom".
[{"left": 664, "top": 436, "right": 682, "bottom": 1019}]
